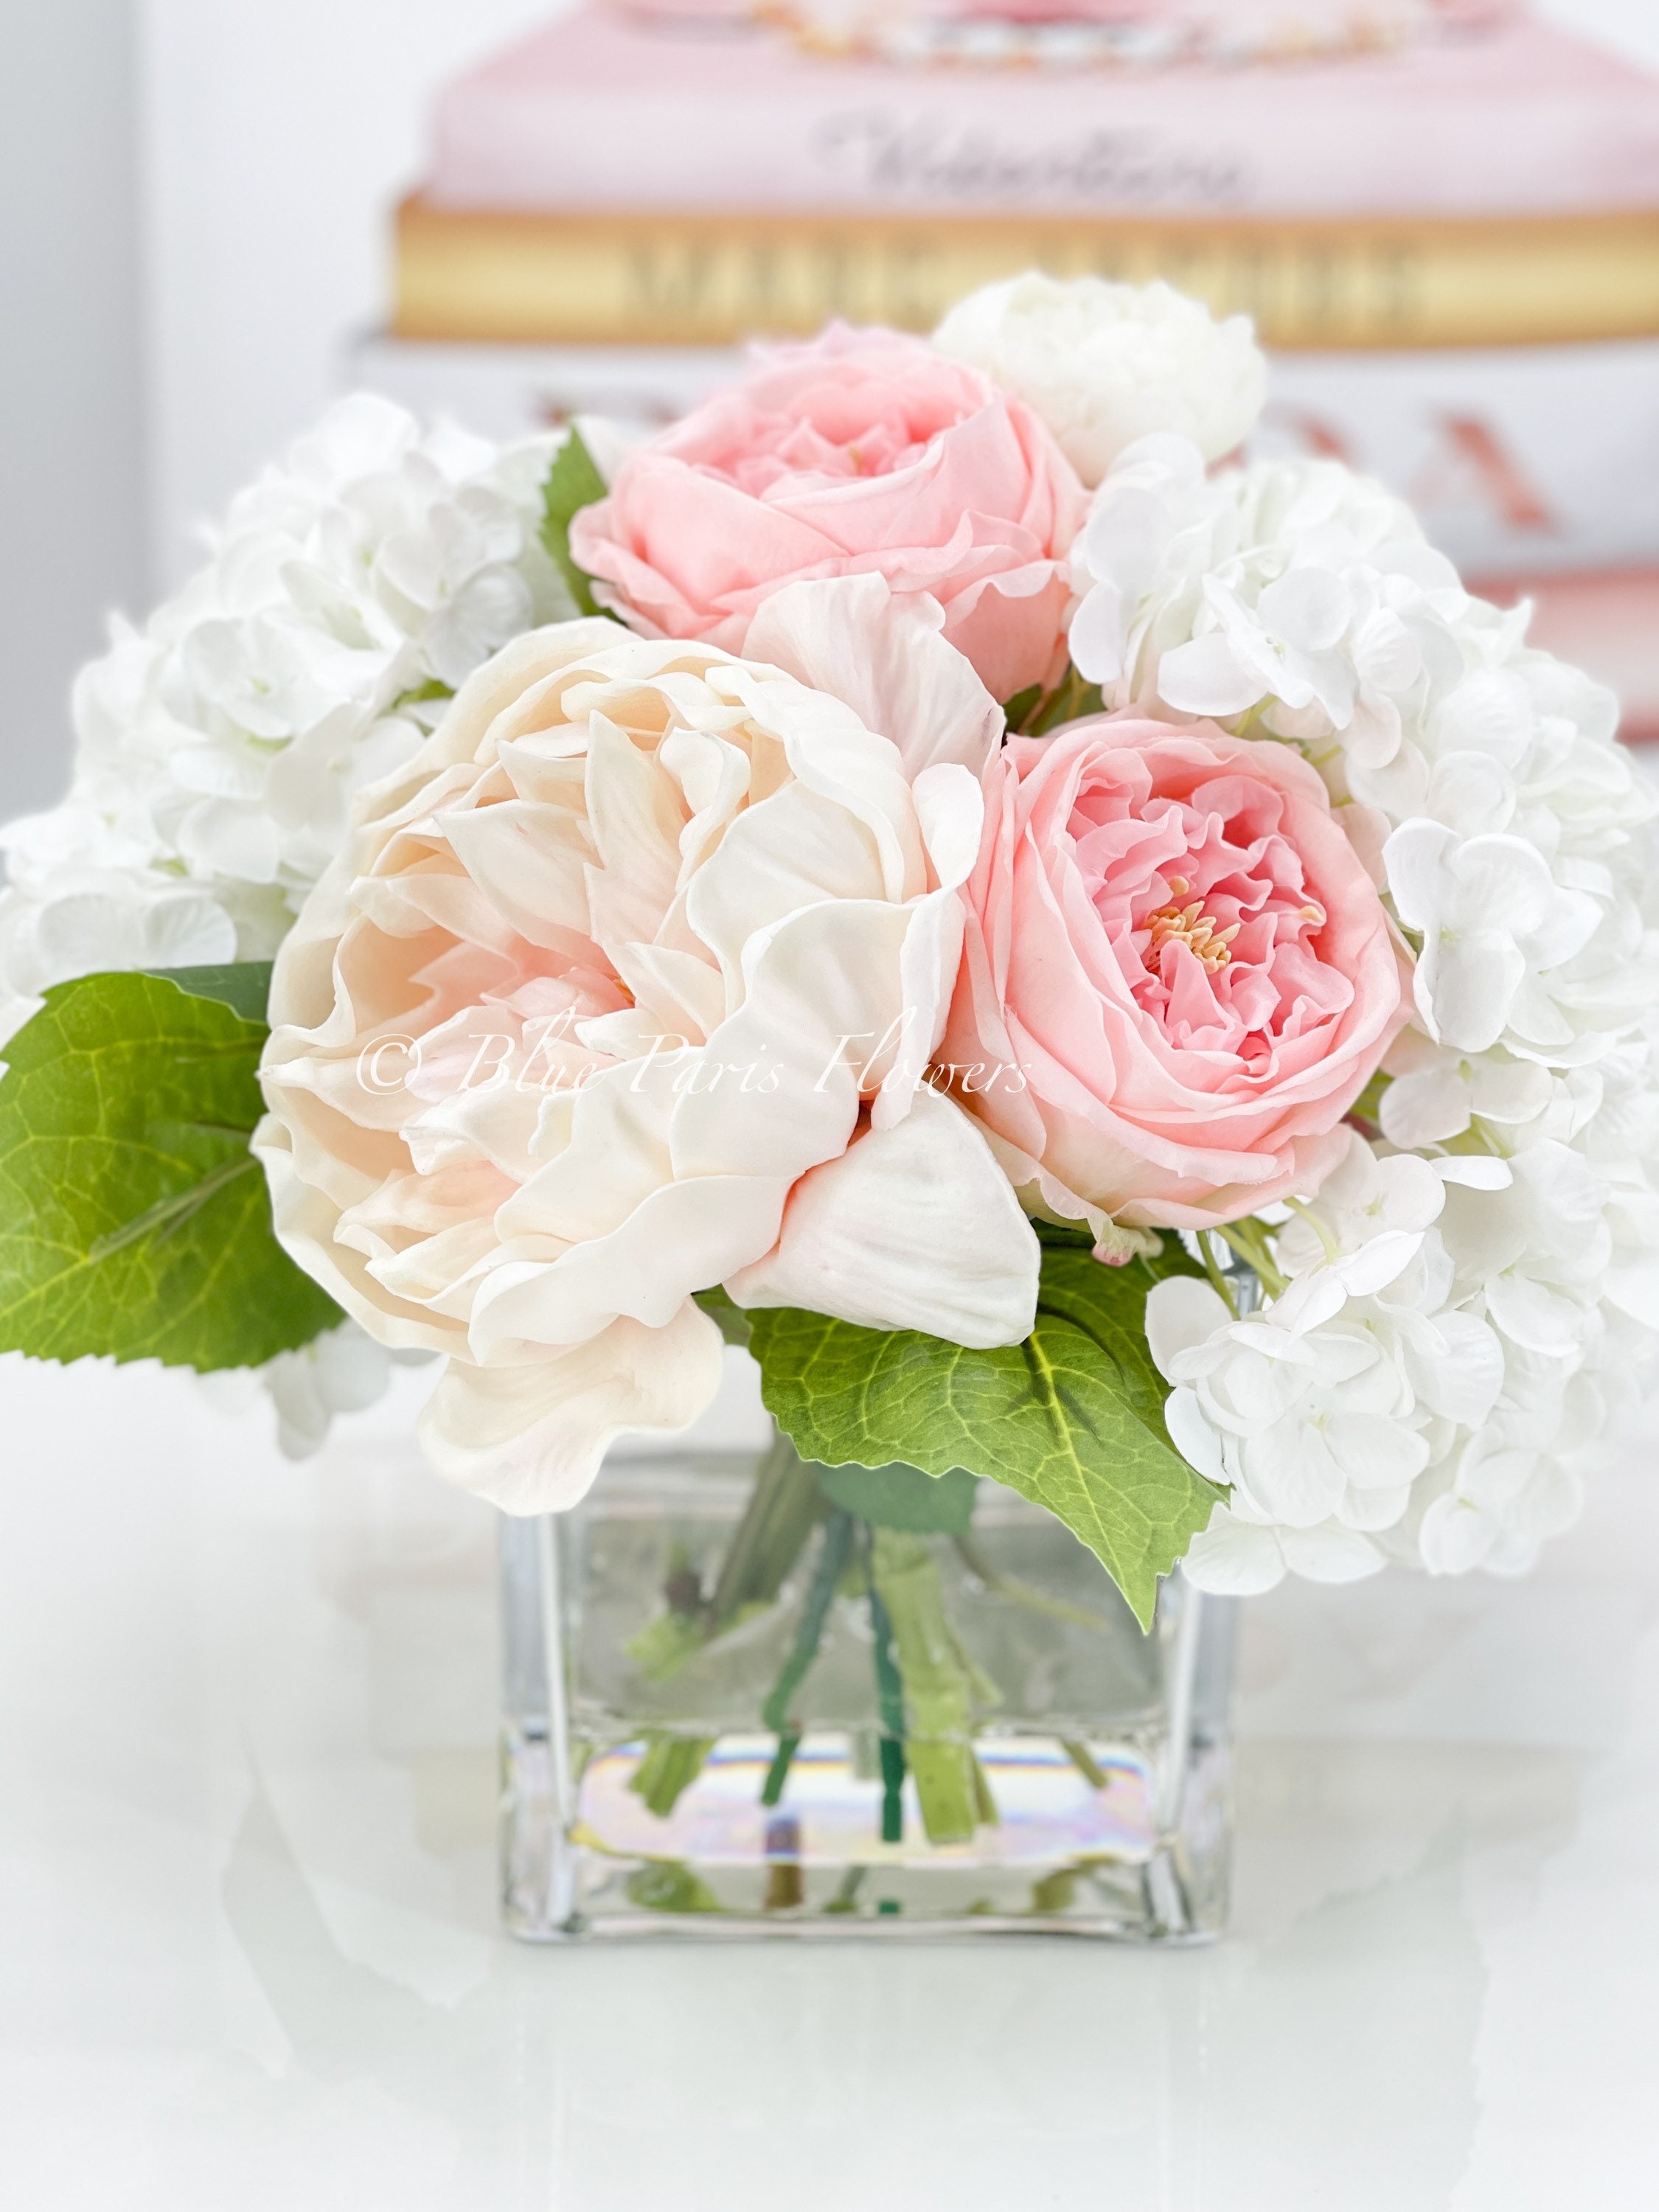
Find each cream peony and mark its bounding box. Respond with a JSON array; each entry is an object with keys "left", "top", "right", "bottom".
[
  {"left": 254, "top": 581, "right": 1039, "bottom": 1512},
  {"left": 935, "top": 275, "right": 1266, "bottom": 488}
]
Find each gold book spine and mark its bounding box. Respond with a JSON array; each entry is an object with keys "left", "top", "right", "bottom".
[{"left": 394, "top": 199, "right": 1659, "bottom": 352}]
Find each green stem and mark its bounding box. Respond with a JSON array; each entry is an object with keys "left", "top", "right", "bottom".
[
  {"left": 625, "top": 1862, "right": 721, "bottom": 1915},
  {"left": 759, "top": 1509, "right": 855, "bottom": 1803},
  {"left": 762, "top": 1509, "right": 854, "bottom": 1734},
  {"left": 870, "top": 1528, "right": 981, "bottom": 1847},
  {"left": 628, "top": 1733, "right": 714, "bottom": 1820},
  {"left": 877, "top": 1737, "right": 906, "bottom": 1844},
  {"left": 1199, "top": 1231, "right": 1241, "bottom": 1319},
  {"left": 1214, "top": 1220, "right": 1287, "bottom": 1299},
  {"left": 1030, "top": 1865, "right": 1082, "bottom": 1914},
  {"left": 863, "top": 1537, "right": 908, "bottom": 1845},
  {"left": 706, "top": 1429, "right": 826, "bottom": 1633},
  {"left": 1281, "top": 1193, "right": 1339, "bottom": 1264},
  {"left": 627, "top": 1439, "right": 825, "bottom": 1686},
  {"left": 971, "top": 1752, "right": 1000, "bottom": 1829},
  {"left": 824, "top": 1865, "right": 867, "bottom": 1915},
  {"left": 1061, "top": 1738, "right": 1109, "bottom": 1790},
  {"left": 760, "top": 1733, "right": 800, "bottom": 1809},
  {"left": 952, "top": 1534, "right": 1118, "bottom": 1635}
]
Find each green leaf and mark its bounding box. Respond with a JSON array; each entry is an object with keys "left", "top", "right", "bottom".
[
  {"left": 693, "top": 1283, "right": 753, "bottom": 1349},
  {"left": 1031, "top": 666, "right": 1105, "bottom": 735},
  {"left": 746, "top": 1245, "right": 1223, "bottom": 1630},
  {"left": 1001, "top": 683, "right": 1042, "bottom": 733},
  {"left": 1032, "top": 1217, "right": 1096, "bottom": 1252},
  {"left": 540, "top": 426, "right": 611, "bottom": 619},
  {"left": 815, "top": 1460, "right": 978, "bottom": 1535},
  {"left": 0, "top": 970, "right": 343, "bottom": 1371},
  {"left": 144, "top": 961, "right": 273, "bottom": 1025},
  {"left": 392, "top": 678, "right": 454, "bottom": 710}
]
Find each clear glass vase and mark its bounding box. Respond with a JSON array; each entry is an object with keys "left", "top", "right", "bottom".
[{"left": 499, "top": 1422, "right": 1236, "bottom": 1942}]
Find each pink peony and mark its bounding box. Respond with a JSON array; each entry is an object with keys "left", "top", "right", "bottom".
[
  {"left": 941, "top": 714, "right": 1407, "bottom": 1231},
  {"left": 570, "top": 325, "right": 1087, "bottom": 703}
]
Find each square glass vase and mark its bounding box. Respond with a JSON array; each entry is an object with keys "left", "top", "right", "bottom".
[{"left": 499, "top": 1429, "right": 1236, "bottom": 1942}]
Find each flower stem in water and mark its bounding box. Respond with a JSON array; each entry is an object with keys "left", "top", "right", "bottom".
[
  {"left": 629, "top": 1733, "right": 715, "bottom": 1820},
  {"left": 761, "top": 1511, "right": 854, "bottom": 1737},
  {"left": 870, "top": 1528, "right": 982, "bottom": 1846},
  {"left": 706, "top": 1429, "right": 825, "bottom": 1632},
  {"left": 863, "top": 1539, "right": 908, "bottom": 1844}
]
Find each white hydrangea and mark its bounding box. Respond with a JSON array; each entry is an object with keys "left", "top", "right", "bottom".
[
  {"left": 1152, "top": 1139, "right": 1513, "bottom": 1592},
  {"left": 1073, "top": 442, "right": 1659, "bottom": 1590},
  {"left": 933, "top": 276, "right": 1266, "bottom": 488},
  {"left": 0, "top": 393, "right": 568, "bottom": 1051},
  {"left": 194, "top": 1318, "right": 406, "bottom": 1460},
  {"left": 1068, "top": 431, "right": 1439, "bottom": 722},
  {"left": 1157, "top": 1115, "right": 1659, "bottom": 1590},
  {"left": 0, "top": 394, "right": 567, "bottom": 1443}
]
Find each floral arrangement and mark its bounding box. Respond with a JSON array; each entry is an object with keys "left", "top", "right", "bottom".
[{"left": 1, "top": 273, "right": 1654, "bottom": 1632}]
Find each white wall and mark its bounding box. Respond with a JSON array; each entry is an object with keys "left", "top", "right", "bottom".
[
  {"left": 139, "top": 0, "right": 560, "bottom": 588},
  {"left": 1534, "top": 0, "right": 1659, "bottom": 69},
  {"left": 0, "top": 2, "right": 145, "bottom": 818}
]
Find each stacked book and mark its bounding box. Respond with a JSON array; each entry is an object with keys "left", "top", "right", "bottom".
[{"left": 361, "top": 0, "right": 1659, "bottom": 733}]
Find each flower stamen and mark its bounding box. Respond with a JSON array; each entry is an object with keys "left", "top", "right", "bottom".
[{"left": 1146, "top": 895, "right": 1239, "bottom": 973}]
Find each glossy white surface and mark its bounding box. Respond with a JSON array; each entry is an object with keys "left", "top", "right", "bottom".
[{"left": 1, "top": 1350, "right": 1655, "bottom": 2210}]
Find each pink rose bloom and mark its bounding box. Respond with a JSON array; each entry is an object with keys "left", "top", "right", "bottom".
[
  {"left": 942, "top": 715, "right": 1407, "bottom": 1231},
  {"left": 570, "top": 325, "right": 1086, "bottom": 703}
]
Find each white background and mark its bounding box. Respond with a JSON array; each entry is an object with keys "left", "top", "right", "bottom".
[
  {"left": 1, "top": 1, "right": 1658, "bottom": 817},
  {"left": 3, "top": 1350, "right": 1659, "bottom": 2209}
]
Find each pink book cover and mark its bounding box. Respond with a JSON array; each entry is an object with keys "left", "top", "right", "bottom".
[{"left": 425, "top": 1, "right": 1659, "bottom": 218}]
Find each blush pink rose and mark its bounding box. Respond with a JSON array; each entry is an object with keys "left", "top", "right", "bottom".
[
  {"left": 569, "top": 325, "right": 1087, "bottom": 703},
  {"left": 941, "top": 714, "right": 1408, "bottom": 1231}
]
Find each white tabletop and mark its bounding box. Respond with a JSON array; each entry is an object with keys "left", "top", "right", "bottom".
[{"left": 1, "top": 1349, "right": 1655, "bottom": 2211}]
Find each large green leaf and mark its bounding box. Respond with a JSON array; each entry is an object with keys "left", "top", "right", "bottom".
[
  {"left": 693, "top": 1284, "right": 753, "bottom": 1348},
  {"left": 144, "top": 960, "right": 273, "bottom": 1024},
  {"left": 815, "top": 1461, "right": 978, "bottom": 1535},
  {"left": 745, "top": 1246, "right": 1221, "bottom": 1629},
  {"left": 0, "top": 970, "right": 341, "bottom": 1371},
  {"left": 540, "top": 426, "right": 611, "bottom": 619}
]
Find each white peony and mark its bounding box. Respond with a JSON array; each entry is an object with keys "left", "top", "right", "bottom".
[
  {"left": 933, "top": 275, "right": 1266, "bottom": 489},
  {"left": 254, "top": 579, "right": 1039, "bottom": 1511}
]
